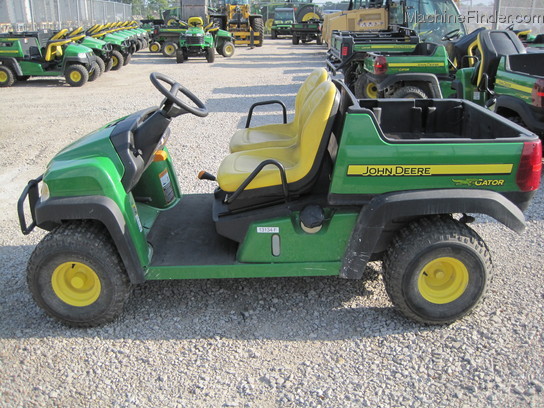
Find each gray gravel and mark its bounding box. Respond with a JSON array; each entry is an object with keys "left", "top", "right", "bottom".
[{"left": 1, "top": 42, "right": 543, "bottom": 407}]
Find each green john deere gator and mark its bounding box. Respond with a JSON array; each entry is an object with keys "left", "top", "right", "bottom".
[{"left": 18, "top": 70, "right": 541, "bottom": 328}]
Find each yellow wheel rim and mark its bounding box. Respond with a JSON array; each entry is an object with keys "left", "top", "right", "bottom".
[
  {"left": 165, "top": 45, "right": 175, "bottom": 54},
  {"left": 0, "top": 71, "right": 7, "bottom": 82},
  {"left": 52, "top": 262, "right": 101, "bottom": 307},
  {"left": 150, "top": 44, "right": 159, "bottom": 52},
  {"left": 365, "top": 81, "right": 378, "bottom": 99},
  {"left": 418, "top": 257, "right": 469, "bottom": 304},
  {"left": 225, "top": 44, "right": 234, "bottom": 55},
  {"left": 69, "top": 70, "right": 82, "bottom": 82},
  {"left": 302, "top": 12, "right": 320, "bottom": 22},
  {"left": 112, "top": 56, "right": 118, "bottom": 67}
]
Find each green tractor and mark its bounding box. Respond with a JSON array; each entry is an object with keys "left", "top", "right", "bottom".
[
  {"left": 174, "top": 17, "right": 235, "bottom": 63},
  {"left": 18, "top": 70, "right": 542, "bottom": 327},
  {"left": 0, "top": 31, "right": 99, "bottom": 87}
]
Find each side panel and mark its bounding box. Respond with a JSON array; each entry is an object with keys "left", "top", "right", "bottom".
[
  {"left": 237, "top": 212, "right": 358, "bottom": 263},
  {"left": 330, "top": 113, "right": 523, "bottom": 196}
]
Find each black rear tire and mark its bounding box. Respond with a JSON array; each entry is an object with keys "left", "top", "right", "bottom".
[
  {"left": 27, "top": 222, "right": 131, "bottom": 327},
  {"left": 292, "top": 35, "right": 300, "bottom": 45},
  {"left": 220, "top": 41, "right": 235, "bottom": 57},
  {"left": 392, "top": 85, "right": 428, "bottom": 99},
  {"left": 0, "top": 65, "right": 15, "bottom": 87},
  {"left": 383, "top": 216, "right": 492, "bottom": 325},
  {"left": 162, "top": 41, "right": 178, "bottom": 57}
]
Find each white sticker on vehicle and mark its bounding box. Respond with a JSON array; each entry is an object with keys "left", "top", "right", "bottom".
[
  {"left": 473, "top": 91, "right": 481, "bottom": 100},
  {"left": 257, "top": 227, "right": 279, "bottom": 234}
]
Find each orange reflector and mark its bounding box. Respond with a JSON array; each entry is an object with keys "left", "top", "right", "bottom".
[{"left": 153, "top": 150, "right": 168, "bottom": 162}]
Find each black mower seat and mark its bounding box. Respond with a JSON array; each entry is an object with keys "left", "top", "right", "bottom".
[
  {"left": 229, "top": 68, "right": 330, "bottom": 153},
  {"left": 475, "top": 30, "right": 526, "bottom": 89},
  {"left": 217, "top": 80, "right": 339, "bottom": 194}
]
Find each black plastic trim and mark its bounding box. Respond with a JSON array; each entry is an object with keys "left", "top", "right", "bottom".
[
  {"left": 0, "top": 57, "right": 23, "bottom": 76},
  {"left": 245, "top": 100, "right": 287, "bottom": 128},
  {"left": 376, "top": 73, "right": 444, "bottom": 98},
  {"left": 34, "top": 195, "right": 145, "bottom": 284},
  {"left": 494, "top": 94, "right": 544, "bottom": 132},
  {"left": 340, "top": 189, "right": 526, "bottom": 279}
]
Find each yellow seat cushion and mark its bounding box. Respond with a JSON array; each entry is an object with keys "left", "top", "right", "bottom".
[
  {"left": 218, "top": 81, "right": 338, "bottom": 192},
  {"left": 229, "top": 68, "right": 329, "bottom": 153}
]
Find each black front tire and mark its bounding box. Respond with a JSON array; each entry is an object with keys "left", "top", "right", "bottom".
[
  {"left": 65, "top": 64, "right": 89, "bottom": 87},
  {"left": 88, "top": 61, "right": 101, "bottom": 82},
  {"left": 110, "top": 50, "right": 124, "bottom": 71},
  {"left": 383, "top": 216, "right": 492, "bottom": 325},
  {"left": 176, "top": 49, "right": 184, "bottom": 63},
  {"left": 251, "top": 17, "right": 264, "bottom": 47},
  {"left": 0, "top": 65, "right": 15, "bottom": 87},
  {"left": 354, "top": 74, "right": 378, "bottom": 99},
  {"left": 206, "top": 47, "right": 215, "bottom": 63},
  {"left": 123, "top": 53, "right": 132, "bottom": 66},
  {"left": 27, "top": 222, "right": 132, "bottom": 327},
  {"left": 95, "top": 56, "right": 106, "bottom": 75},
  {"left": 292, "top": 35, "right": 300, "bottom": 45}
]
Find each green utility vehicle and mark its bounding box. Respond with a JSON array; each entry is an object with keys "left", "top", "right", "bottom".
[
  {"left": 451, "top": 30, "right": 544, "bottom": 138},
  {"left": 291, "top": 18, "right": 323, "bottom": 45},
  {"left": 174, "top": 17, "right": 235, "bottom": 63},
  {"left": 87, "top": 24, "right": 135, "bottom": 68},
  {"left": 18, "top": 71, "right": 542, "bottom": 328},
  {"left": 271, "top": 8, "right": 295, "bottom": 39},
  {"left": 51, "top": 27, "right": 114, "bottom": 74},
  {"left": 0, "top": 31, "right": 98, "bottom": 87}
]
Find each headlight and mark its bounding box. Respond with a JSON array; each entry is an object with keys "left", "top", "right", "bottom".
[
  {"left": 78, "top": 53, "right": 88, "bottom": 58},
  {"left": 40, "top": 182, "right": 50, "bottom": 202}
]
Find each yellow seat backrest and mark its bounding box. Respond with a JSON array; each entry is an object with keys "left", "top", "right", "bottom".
[
  {"left": 294, "top": 68, "right": 329, "bottom": 127},
  {"left": 218, "top": 81, "right": 338, "bottom": 192},
  {"left": 188, "top": 17, "right": 204, "bottom": 27},
  {"left": 293, "top": 81, "right": 338, "bottom": 178}
]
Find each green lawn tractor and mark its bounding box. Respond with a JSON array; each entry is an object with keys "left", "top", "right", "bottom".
[
  {"left": 18, "top": 70, "right": 542, "bottom": 327},
  {"left": 0, "top": 31, "right": 99, "bottom": 87},
  {"left": 174, "top": 17, "right": 235, "bottom": 63},
  {"left": 270, "top": 8, "right": 295, "bottom": 39}
]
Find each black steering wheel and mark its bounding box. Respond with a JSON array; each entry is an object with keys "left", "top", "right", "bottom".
[
  {"left": 150, "top": 72, "right": 208, "bottom": 118},
  {"left": 442, "top": 29, "right": 461, "bottom": 42}
]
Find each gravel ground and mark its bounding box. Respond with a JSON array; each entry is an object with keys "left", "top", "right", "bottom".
[{"left": 0, "top": 41, "right": 543, "bottom": 408}]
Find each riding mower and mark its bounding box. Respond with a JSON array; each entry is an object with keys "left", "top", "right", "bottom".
[
  {"left": 0, "top": 31, "right": 98, "bottom": 87},
  {"left": 174, "top": 17, "right": 235, "bottom": 63},
  {"left": 18, "top": 70, "right": 541, "bottom": 327}
]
